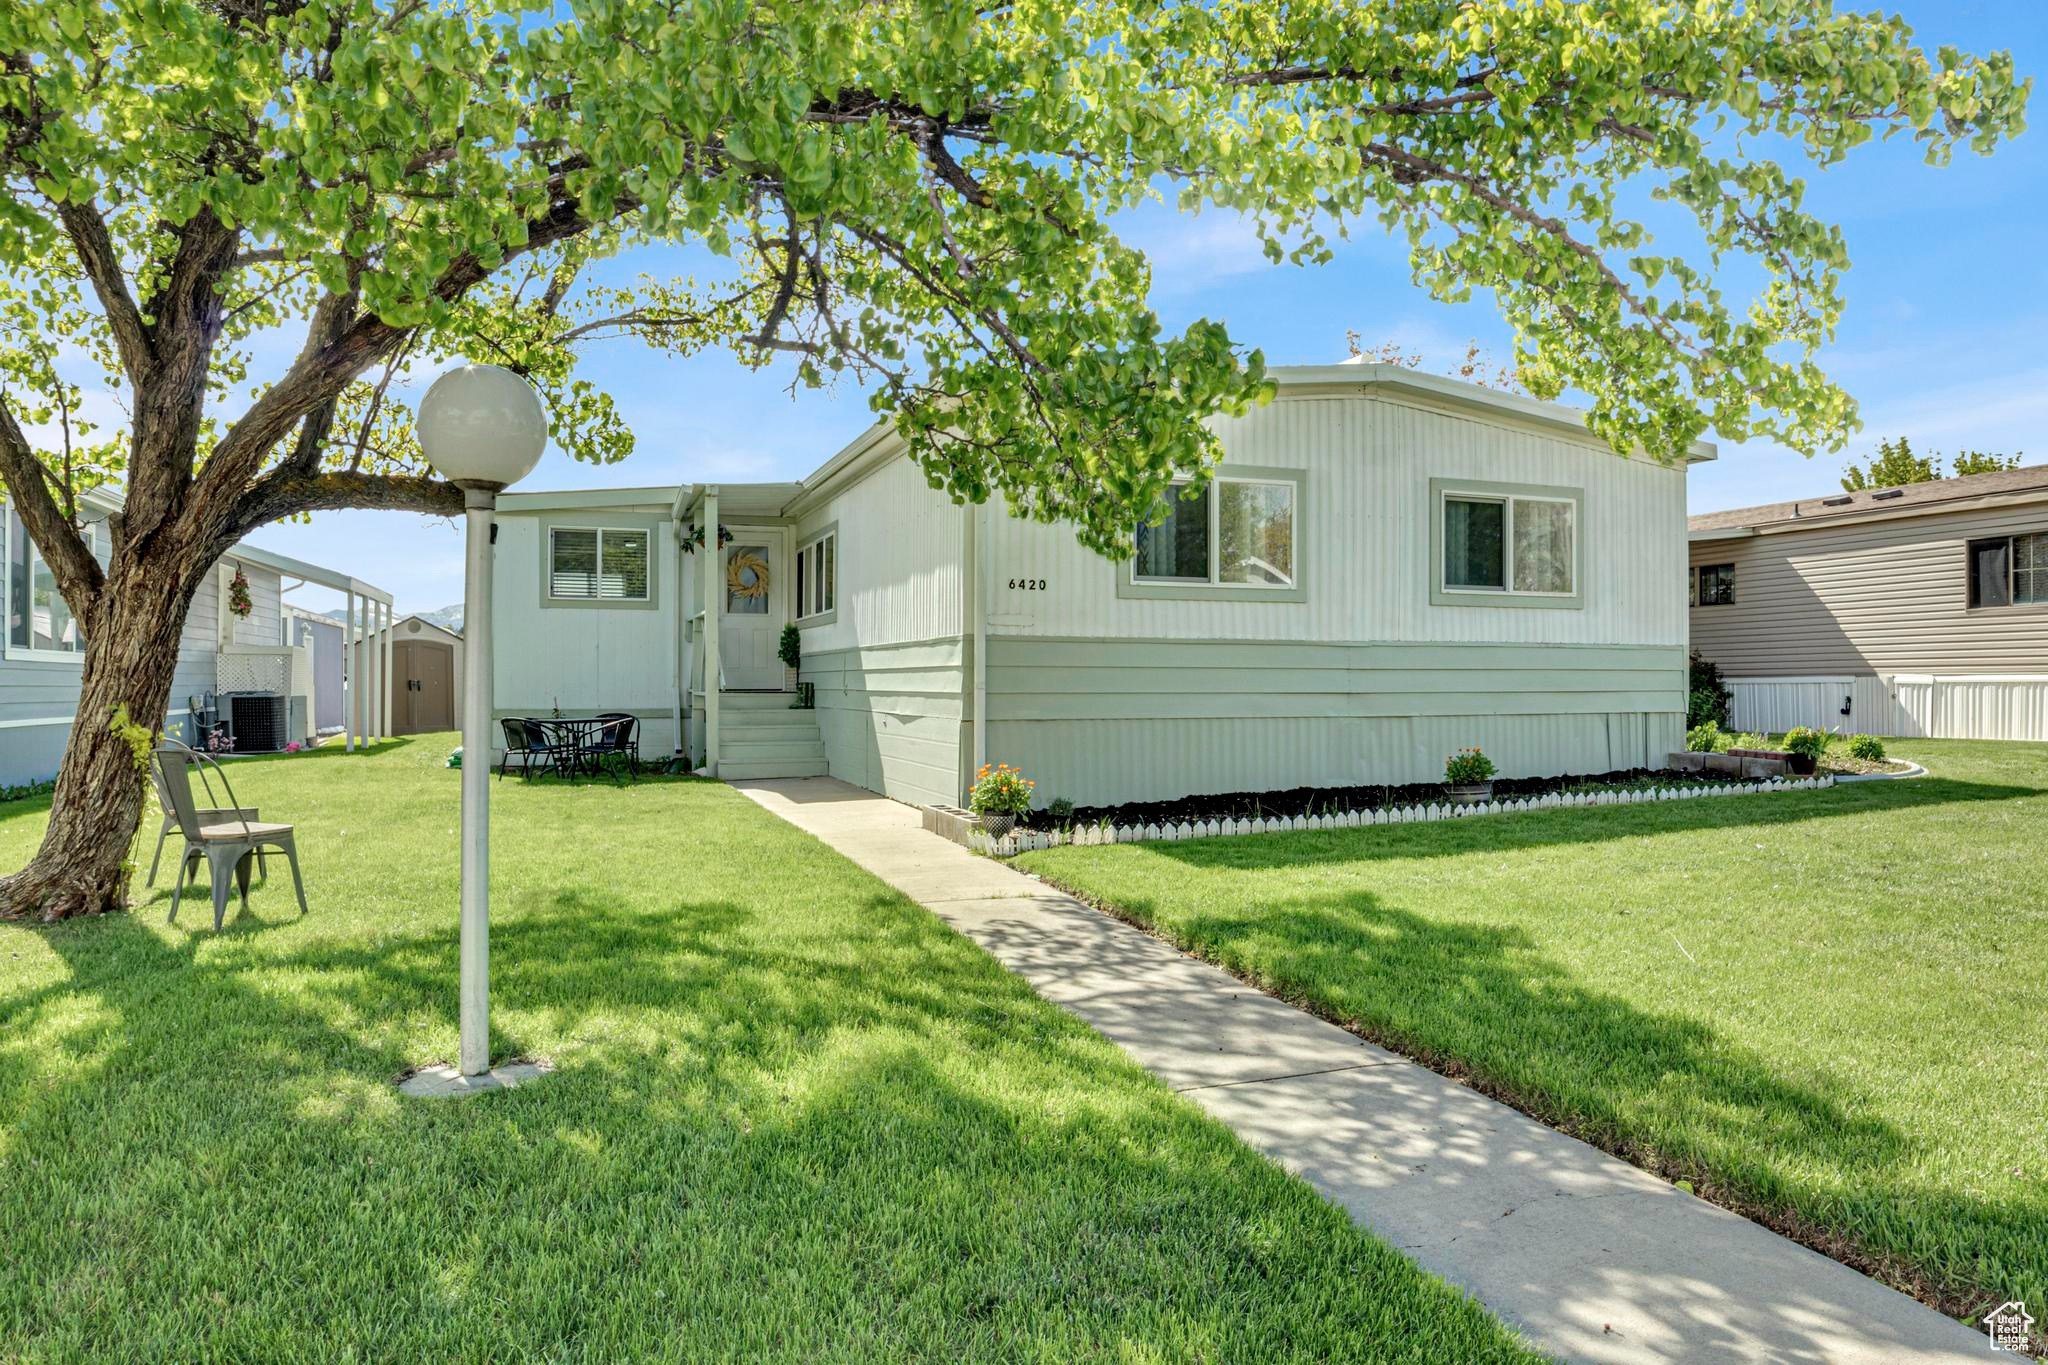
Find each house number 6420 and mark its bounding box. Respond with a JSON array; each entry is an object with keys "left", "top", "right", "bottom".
[{"left": 1007, "top": 577, "right": 1047, "bottom": 591}]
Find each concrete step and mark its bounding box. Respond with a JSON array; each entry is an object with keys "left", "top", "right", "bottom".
[
  {"left": 716, "top": 707, "right": 820, "bottom": 728},
  {"left": 719, "top": 756, "right": 829, "bottom": 779},
  {"left": 721, "top": 738, "right": 827, "bottom": 764},
  {"left": 717, "top": 691, "right": 804, "bottom": 711}
]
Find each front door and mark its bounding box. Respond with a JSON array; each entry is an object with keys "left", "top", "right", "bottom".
[{"left": 718, "top": 528, "right": 788, "bottom": 690}]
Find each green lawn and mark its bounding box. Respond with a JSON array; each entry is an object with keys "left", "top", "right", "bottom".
[
  {"left": 1017, "top": 738, "right": 2048, "bottom": 1331},
  {"left": 0, "top": 736, "right": 1534, "bottom": 1362}
]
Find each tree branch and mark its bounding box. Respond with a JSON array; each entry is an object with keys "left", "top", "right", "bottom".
[
  {"left": 227, "top": 469, "right": 465, "bottom": 542},
  {"left": 53, "top": 203, "right": 154, "bottom": 385}
]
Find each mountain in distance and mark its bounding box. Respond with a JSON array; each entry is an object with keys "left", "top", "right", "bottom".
[{"left": 320, "top": 603, "right": 463, "bottom": 633}]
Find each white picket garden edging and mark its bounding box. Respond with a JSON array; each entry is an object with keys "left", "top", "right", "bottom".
[{"left": 966, "top": 775, "right": 1835, "bottom": 857}]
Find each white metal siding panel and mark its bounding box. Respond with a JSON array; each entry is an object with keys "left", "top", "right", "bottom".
[
  {"left": 988, "top": 714, "right": 1682, "bottom": 808},
  {"left": 805, "top": 638, "right": 964, "bottom": 807},
  {"left": 1730, "top": 672, "right": 2048, "bottom": 741},
  {"left": 795, "top": 456, "right": 961, "bottom": 653},
  {"left": 981, "top": 391, "right": 1686, "bottom": 646},
  {"left": 492, "top": 515, "right": 679, "bottom": 732},
  {"left": 1689, "top": 504, "right": 2048, "bottom": 675},
  {"left": 229, "top": 562, "right": 283, "bottom": 646}
]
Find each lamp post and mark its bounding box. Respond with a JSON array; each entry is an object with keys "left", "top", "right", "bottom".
[{"left": 408, "top": 364, "right": 547, "bottom": 1094}]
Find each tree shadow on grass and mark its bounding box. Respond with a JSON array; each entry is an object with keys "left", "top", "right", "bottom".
[
  {"left": 0, "top": 885, "right": 1535, "bottom": 1362},
  {"left": 1085, "top": 878, "right": 2045, "bottom": 1325},
  {"left": 1142, "top": 773, "right": 2039, "bottom": 870}
]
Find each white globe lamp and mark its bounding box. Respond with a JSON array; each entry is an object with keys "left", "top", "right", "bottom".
[{"left": 409, "top": 364, "right": 547, "bottom": 1093}]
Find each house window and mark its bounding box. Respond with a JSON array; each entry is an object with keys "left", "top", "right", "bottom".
[
  {"left": 1696, "top": 563, "right": 1736, "bottom": 606},
  {"left": 1969, "top": 531, "right": 2048, "bottom": 608},
  {"left": 548, "top": 527, "right": 649, "bottom": 601},
  {"left": 1134, "top": 477, "right": 1296, "bottom": 589},
  {"left": 1440, "top": 491, "right": 1576, "bottom": 597},
  {"left": 795, "top": 529, "right": 837, "bottom": 620},
  {"left": 6, "top": 507, "right": 95, "bottom": 657}
]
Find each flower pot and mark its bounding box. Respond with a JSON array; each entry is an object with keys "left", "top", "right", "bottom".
[
  {"left": 1787, "top": 753, "right": 1817, "bottom": 776},
  {"left": 978, "top": 812, "right": 1017, "bottom": 838},
  {"left": 1445, "top": 781, "right": 1494, "bottom": 805}
]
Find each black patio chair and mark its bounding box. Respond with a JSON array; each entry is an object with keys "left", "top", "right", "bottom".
[
  {"left": 498, "top": 717, "right": 560, "bottom": 781},
  {"left": 593, "top": 713, "right": 640, "bottom": 782}
]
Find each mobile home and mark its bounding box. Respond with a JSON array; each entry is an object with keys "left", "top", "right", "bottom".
[
  {"left": 1689, "top": 463, "right": 2048, "bottom": 740},
  {"left": 0, "top": 490, "right": 397, "bottom": 785},
  {"left": 492, "top": 364, "right": 1709, "bottom": 808}
]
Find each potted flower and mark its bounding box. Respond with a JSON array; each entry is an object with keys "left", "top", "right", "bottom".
[
  {"left": 968, "top": 762, "right": 1035, "bottom": 837},
  {"left": 1443, "top": 746, "right": 1497, "bottom": 804},
  {"left": 1781, "top": 726, "right": 1828, "bottom": 776}
]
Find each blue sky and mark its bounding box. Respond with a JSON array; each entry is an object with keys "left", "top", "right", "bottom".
[{"left": 247, "top": 1, "right": 2048, "bottom": 617}]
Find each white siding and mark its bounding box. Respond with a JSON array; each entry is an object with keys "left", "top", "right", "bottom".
[
  {"left": 492, "top": 512, "right": 682, "bottom": 757},
  {"left": 1730, "top": 672, "right": 2048, "bottom": 742},
  {"left": 979, "top": 390, "right": 1686, "bottom": 646},
  {"left": 794, "top": 454, "right": 963, "bottom": 652}
]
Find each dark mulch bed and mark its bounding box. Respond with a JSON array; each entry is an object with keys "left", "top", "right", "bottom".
[{"left": 1021, "top": 767, "right": 1752, "bottom": 831}]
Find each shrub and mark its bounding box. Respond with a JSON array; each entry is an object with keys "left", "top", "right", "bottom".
[
  {"left": 1687, "top": 650, "right": 1732, "bottom": 728},
  {"left": 1685, "top": 721, "right": 1726, "bottom": 753},
  {"left": 1782, "top": 726, "right": 1829, "bottom": 759},
  {"left": 1847, "top": 734, "right": 1887, "bottom": 762},
  {"left": 776, "top": 623, "right": 802, "bottom": 671},
  {"left": 1732, "top": 732, "right": 1770, "bottom": 751},
  {"left": 1046, "top": 796, "right": 1075, "bottom": 827},
  {"left": 1444, "top": 747, "right": 1497, "bottom": 785},
  {"left": 969, "top": 763, "right": 1035, "bottom": 816}
]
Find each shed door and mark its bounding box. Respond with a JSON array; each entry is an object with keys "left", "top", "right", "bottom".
[{"left": 395, "top": 640, "right": 455, "bottom": 734}]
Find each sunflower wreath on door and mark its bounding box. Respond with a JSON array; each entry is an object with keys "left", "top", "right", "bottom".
[{"left": 726, "top": 549, "right": 771, "bottom": 611}]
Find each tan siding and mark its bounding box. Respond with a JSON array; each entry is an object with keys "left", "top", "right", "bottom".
[{"left": 1689, "top": 504, "right": 2048, "bottom": 675}]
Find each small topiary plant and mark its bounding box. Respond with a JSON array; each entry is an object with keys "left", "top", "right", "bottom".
[
  {"left": 1444, "top": 747, "right": 1497, "bottom": 785},
  {"left": 777, "top": 623, "right": 801, "bottom": 671},
  {"left": 1847, "top": 734, "right": 1886, "bottom": 762},
  {"left": 1781, "top": 726, "right": 1829, "bottom": 759}
]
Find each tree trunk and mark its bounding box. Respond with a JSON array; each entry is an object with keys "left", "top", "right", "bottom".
[{"left": 0, "top": 564, "right": 201, "bottom": 922}]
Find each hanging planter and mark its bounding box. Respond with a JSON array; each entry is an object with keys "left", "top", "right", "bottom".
[
  {"left": 227, "top": 568, "right": 253, "bottom": 620},
  {"left": 681, "top": 523, "right": 733, "bottom": 554}
]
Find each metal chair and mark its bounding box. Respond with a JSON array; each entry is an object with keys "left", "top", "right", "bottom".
[
  {"left": 153, "top": 742, "right": 310, "bottom": 929},
  {"left": 593, "top": 713, "right": 639, "bottom": 782},
  {"left": 498, "top": 717, "right": 538, "bottom": 780},
  {"left": 146, "top": 758, "right": 264, "bottom": 887}
]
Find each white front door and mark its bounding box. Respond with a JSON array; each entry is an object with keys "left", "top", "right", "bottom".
[{"left": 718, "top": 528, "right": 788, "bottom": 690}]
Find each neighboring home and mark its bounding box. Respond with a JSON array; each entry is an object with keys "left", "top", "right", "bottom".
[
  {"left": 0, "top": 489, "right": 397, "bottom": 786},
  {"left": 1689, "top": 464, "right": 2048, "bottom": 741},
  {"left": 492, "top": 364, "right": 1709, "bottom": 809},
  {"left": 361, "top": 612, "right": 465, "bottom": 735}
]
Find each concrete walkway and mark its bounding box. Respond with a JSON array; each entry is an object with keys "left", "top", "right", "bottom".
[{"left": 734, "top": 777, "right": 1991, "bottom": 1365}]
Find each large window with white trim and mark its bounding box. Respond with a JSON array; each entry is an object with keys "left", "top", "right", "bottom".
[
  {"left": 6, "top": 506, "right": 97, "bottom": 658},
  {"left": 1968, "top": 531, "right": 2048, "bottom": 608},
  {"left": 1437, "top": 487, "right": 1578, "bottom": 600},
  {"left": 1133, "top": 476, "right": 1297, "bottom": 589},
  {"left": 795, "top": 528, "right": 836, "bottom": 620},
  {"left": 548, "top": 526, "right": 649, "bottom": 601}
]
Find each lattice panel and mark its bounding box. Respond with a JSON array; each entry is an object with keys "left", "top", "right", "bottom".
[{"left": 217, "top": 650, "right": 290, "bottom": 695}]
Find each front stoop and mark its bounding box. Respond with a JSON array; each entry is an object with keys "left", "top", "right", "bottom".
[{"left": 716, "top": 692, "right": 826, "bottom": 779}]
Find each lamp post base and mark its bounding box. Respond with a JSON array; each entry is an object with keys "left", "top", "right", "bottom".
[{"left": 397, "top": 1060, "right": 552, "bottom": 1099}]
